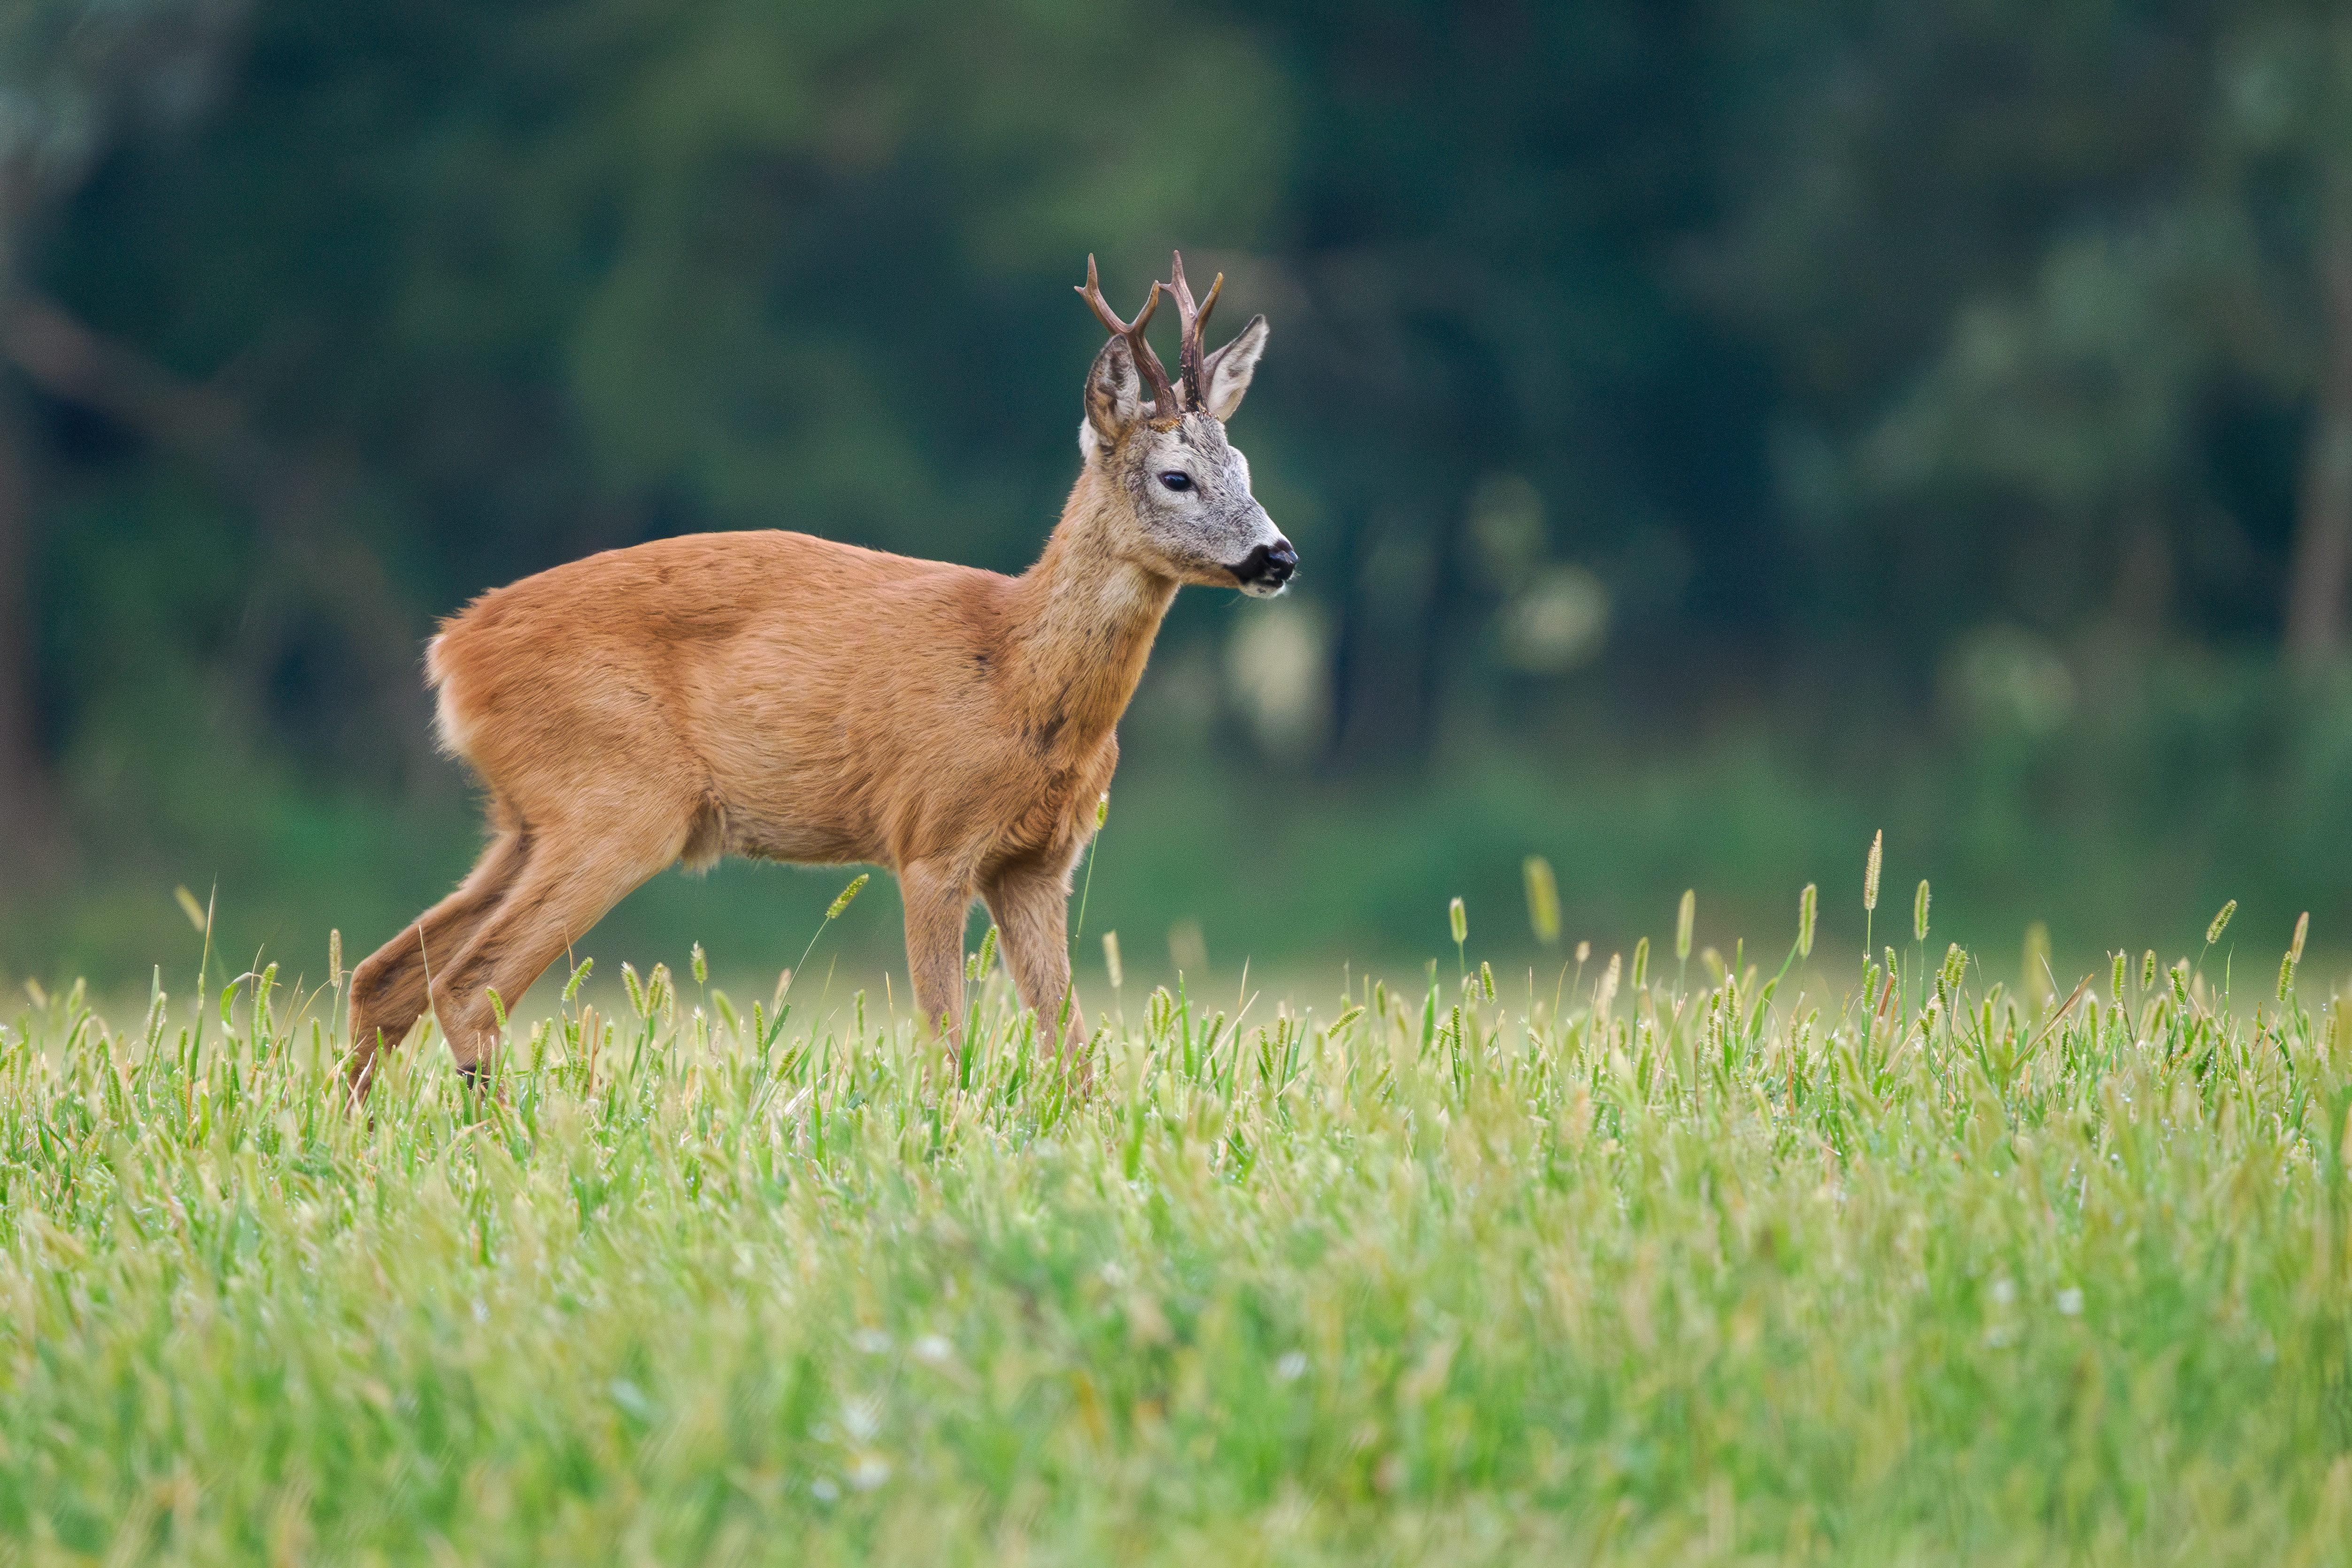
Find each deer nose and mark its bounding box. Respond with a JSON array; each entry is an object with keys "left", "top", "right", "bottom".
[{"left": 1234, "top": 539, "right": 1298, "bottom": 589}]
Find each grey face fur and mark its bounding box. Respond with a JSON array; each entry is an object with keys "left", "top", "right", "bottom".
[{"left": 1080, "top": 315, "right": 1294, "bottom": 596}]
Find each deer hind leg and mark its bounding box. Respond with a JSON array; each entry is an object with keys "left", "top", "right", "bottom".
[
  {"left": 426, "top": 815, "right": 690, "bottom": 1077},
  {"left": 347, "top": 825, "right": 529, "bottom": 1099},
  {"left": 981, "top": 862, "right": 1080, "bottom": 1058},
  {"left": 900, "top": 858, "right": 973, "bottom": 1051}
]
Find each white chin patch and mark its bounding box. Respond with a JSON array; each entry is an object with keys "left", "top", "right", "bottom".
[{"left": 1240, "top": 578, "right": 1288, "bottom": 599}]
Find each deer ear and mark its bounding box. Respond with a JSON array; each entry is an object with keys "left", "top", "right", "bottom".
[
  {"left": 1083, "top": 333, "right": 1141, "bottom": 456},
  {"left": 1201, "top": 314, "right": 1268, "bottom": 421}
]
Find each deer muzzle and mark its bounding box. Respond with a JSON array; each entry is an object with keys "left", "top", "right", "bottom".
[{"left": 1231, "top": 539, "right": 1298, "bottom": 597}]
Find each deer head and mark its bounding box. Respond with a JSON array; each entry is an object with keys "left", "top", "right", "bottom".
[{"left": 1076, "top": 252, "right": 1295, "bottom": 597}]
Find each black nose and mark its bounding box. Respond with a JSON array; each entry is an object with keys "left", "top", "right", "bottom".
[{"left": 1234, "top": 540, "right": 1298, "bottom": 587}]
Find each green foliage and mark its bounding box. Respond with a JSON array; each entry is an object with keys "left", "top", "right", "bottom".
[
  {"left": 18, "top": 0, "right": 2352, "bottom": 983},
  {"left": 5, "top": 910, "right": 2352, "bottom": 1560}
]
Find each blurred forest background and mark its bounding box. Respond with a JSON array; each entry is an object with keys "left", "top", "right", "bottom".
[{"left": 5, "top": 0, "right": 2352, "bottom": 992}]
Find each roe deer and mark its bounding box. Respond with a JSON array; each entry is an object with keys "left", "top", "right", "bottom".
[{"left": 346, "top": 252, "right": 1295, "bottom": 1096}]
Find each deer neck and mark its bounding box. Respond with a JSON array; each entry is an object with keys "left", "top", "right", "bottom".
[{"left": 1007, "top": 466, "right": 1178, "bottom": 756}]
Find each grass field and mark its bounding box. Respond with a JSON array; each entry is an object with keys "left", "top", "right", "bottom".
[{"left": 5, "top": 876, "right": 2352, "bottom": 1565}]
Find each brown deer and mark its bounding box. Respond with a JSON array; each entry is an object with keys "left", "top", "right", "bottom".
[{"left": 345, "top": 252, "right": 1294, "bottom": 1096}]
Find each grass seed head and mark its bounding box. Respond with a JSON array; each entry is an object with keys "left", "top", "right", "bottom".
[
  {"left": 691, "top": 942, "right": 708, "bottom": 987},
  {"left": 1523, "top": 857, "right": 1561, "bottom": 945},
  {"left": 1913, "top": 880, "right": 1931, "bottom": 943},
  {"left": 1103, "top": 931, "right": 1123, "bottom": 989},
  {"left": 2206, "top": 900, "right": 2236, "bottom": 947},
  {"left": 1450, "top": 896, "right": 1468, "bottom": 947},
  {"left": 2278, "top": 922, "right": 2309, "bottom": 1003},
  {"left": 1864, "top": 831, "right": 1882, "bottom": 912},
  {"left": 2113, "top": 951, "right": 2127, "bottom": 1003},
  {"left": 329, "top": 929, "right": 343, "bottom": 990},
  {"left": 2170, "top": 959, "right": 2190, "bottom": 1009},
  {"left": 1631, "top": 935, "right": 1650, "bottom": 990},
  {"left": 1480, "top": 960, "right": 1496, "bottom": 1001},
  {"left": 827, "top": 873, "right": 870, "bottom": 920},
  {"left": 1576, "top": 940, "right": 1591, "bottom": 964},
  {"left": 1677, "top": 889, "right": 1696, "bottom": 962},
  {"left": 2143, "top": 950, "right": 2157, "bottom": 989},
  {"left": 1798, "top": 883, "right": 1818, "bottom": 959}
]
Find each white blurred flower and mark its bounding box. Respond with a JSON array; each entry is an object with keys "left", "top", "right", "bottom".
[
  {"left": 1226, "top": 598, "right": 1331, "bottom": 760},
  {"left": 1275, "top": 1351, "right": 1309, "bottom": 1382},
  {"left": 911, "top": 1334, "right": 955, "bottom": 1367},
  {"left": 1500, "top": 566, "right": 1610, "bottom": 674},
  {"left": 2057, "top": 1287, "right": 2084, "bottom": 1316}
]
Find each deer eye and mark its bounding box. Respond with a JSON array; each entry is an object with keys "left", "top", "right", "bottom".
[{"left": 1158, "top": 471, "right": 1193, "bottom": 492}]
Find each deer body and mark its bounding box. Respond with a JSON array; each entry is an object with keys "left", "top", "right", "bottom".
[{"left": 347, "top": 254, "right": 1291, "bottom": 1094}]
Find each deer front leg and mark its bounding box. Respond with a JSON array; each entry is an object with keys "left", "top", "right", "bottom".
[
  {"left": 982, "top": 864, "right": 1082, "bottom": 1060},
  {"left": 899, "top": 860, "right": 971, "bottom": 1049}
]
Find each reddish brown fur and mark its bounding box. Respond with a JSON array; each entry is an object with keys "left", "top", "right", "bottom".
[
  {"left": 347, "top": 253, "right": 1285, "bottom": 1098},
  {"left": 345, "top": 465, "right": 1175, "bottom": 1094}
]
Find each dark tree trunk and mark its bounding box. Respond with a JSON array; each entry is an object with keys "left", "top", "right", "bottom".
[
  {"left": 0, "top": 172, "right": 69, "bottom": 883},
  {"left": 1, "top": 295, "right": 438, "bottom": 788},
  {"left": 2287, "top": 173, "right": 2352, "bottom": 673},
  {"left": 0, "top": 365, "right": 69, "bottom": 879}
]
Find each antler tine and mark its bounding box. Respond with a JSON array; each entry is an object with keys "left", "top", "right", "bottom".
[
  {"left": 1076, "top": 254, "right": 1180, "bottom": 419},
  {"left": 1166, "top": 250, "right": 1226, "bottom": 413}
]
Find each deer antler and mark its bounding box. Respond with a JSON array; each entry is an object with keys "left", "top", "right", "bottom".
[
  {"left": 1076, "top": 255, "right": 1180, "bottom": 420},
  {"left": 1164, "top": 251, "right": 1224, "bottom": 414}
]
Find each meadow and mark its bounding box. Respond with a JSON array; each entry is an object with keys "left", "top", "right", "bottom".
[{"left": 4, "top": 866, "right": 2352, "bottom": 1565}]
